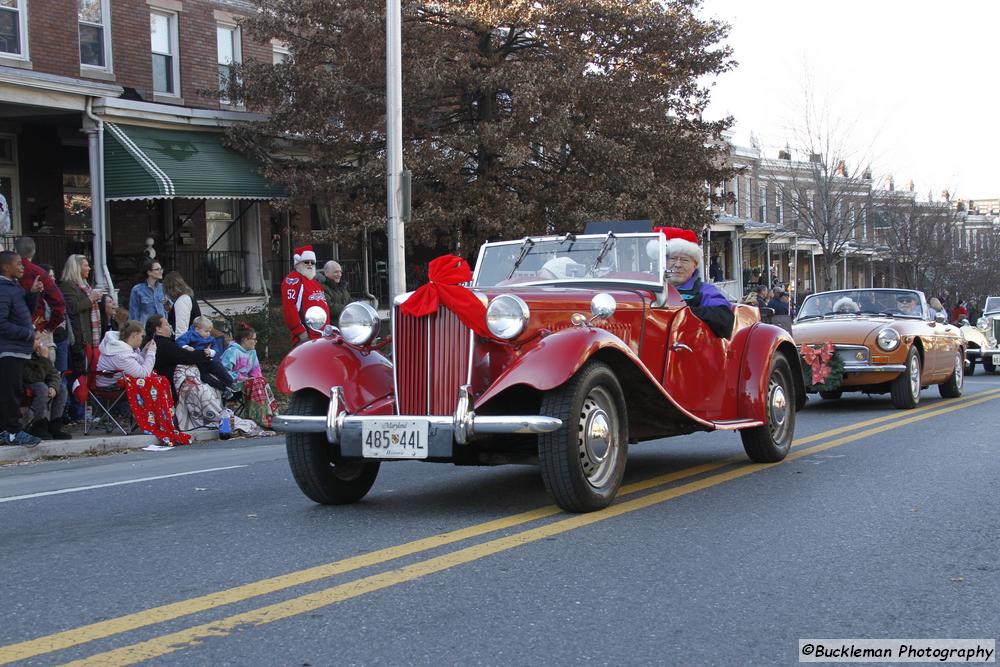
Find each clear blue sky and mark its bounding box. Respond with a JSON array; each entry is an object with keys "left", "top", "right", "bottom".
[{"left": 698, "top": 0, "right": 999, "bottom": 202}]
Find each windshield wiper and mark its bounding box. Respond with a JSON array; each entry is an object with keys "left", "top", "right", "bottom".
[
  {"left": 796, "top": 314, "right": 824, "bottom": 322},
  {"left": 590, "top": 232, "right": 616, "bottom": 276},
  {"left": 506, "top": 238, "right": 535, "bottom": 280},
  {"left": 860, "top": 310, "right": 897, "bottom": 317}
]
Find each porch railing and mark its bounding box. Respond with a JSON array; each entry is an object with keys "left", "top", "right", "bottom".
[
  {"left": 113, "top": 250, "right": 247, "bottom": 296},
  {"left": 0, "top": 232, "right": 94, "bottom": 269}
]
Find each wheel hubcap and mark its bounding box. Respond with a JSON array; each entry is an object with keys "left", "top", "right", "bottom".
[
  {"left": 577, "top": 387, "right": 620, "bottom": 489},
  {"left": 330, "top": 459, "right": 365, "bottom": 481},
  {"left": 955, "top": 354, "right": 964, "bottom": 388},
  {"left": 909, "top": 356, "right": 920, "bottom": 397},
  {"left": 767, "top": 377, "right": 789, "bottom": 443}
]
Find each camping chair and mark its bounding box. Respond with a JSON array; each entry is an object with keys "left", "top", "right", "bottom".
[{"left": 82, "top": 344, "right": 133, "bottom": 436}]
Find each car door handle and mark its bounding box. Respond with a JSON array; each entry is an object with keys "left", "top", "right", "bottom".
[{"left": 672, "top": 342, "right": 693, "bottom": 352}]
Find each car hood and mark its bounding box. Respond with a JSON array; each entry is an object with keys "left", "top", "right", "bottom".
[{"left": 792, "top": 317, "right": 894, "bottom": 346}]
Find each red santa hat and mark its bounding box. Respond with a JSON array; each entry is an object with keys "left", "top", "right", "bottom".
[
  {"left": 655, "top": 226, "right": 703, "bottom": 272},
  {"left": 293, "top": 245, "right": 316, "bottom": 264}
]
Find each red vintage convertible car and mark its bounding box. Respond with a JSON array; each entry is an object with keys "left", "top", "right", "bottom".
[{"left": 273, "top": 232, "right": 805, "bottom": 512}]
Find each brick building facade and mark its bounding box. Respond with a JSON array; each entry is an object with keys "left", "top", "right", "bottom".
[{"left": 0, "top": 0, "right": 308, "bottom": 314}]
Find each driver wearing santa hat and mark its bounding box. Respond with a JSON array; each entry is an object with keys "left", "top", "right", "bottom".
[
  {"left": 657, "top": 227, "right": 735, "bottom": 338},
  {"left": 282, "top": 245, "right": 330, "bottom": 345}
]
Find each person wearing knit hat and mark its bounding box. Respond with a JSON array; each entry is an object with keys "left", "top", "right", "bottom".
[
  {"left": 655, "top": 226, "right": 735, "bottom": 338},
  {"left": 281, "top": 245, "right": 330, "bottom": 345}
]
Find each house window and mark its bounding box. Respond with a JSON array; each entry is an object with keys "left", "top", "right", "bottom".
[
  {"left": 63, "top": 173, "right": 92, "bottom": 232},
  {"left": 758, "top": 186, "right": 766, "bottom": 223},
  {"left": 150, "top": 10, "right": 179, "bottom": 96},
  {"left": 0, "top": 0, "right": 27, "bottom": 58},
  {"left": 217, "top": 25, "right": 241, "bottom": 98},
  {"left": 776, "top": 189, "right": 784, "bottom": 227},
  {"left": 272, "top": 43, "right": 289, "bottom": 65},
  {"left": 78, "top": 0, "right": 110, "bottom": 68}
]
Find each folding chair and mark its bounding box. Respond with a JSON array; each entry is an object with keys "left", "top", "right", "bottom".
[{"left": 82, "top": 344, "right": 133, "bottom": 436}]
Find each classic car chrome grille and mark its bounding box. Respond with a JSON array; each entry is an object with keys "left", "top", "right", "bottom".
[
  {"left": 393, "top": 305, "right": 472, "bottom": 416},
  {"left": 993, "top": 318, "right": 1000, "bottom": 345}
]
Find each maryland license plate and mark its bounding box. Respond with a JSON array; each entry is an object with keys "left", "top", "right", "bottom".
[
  {"left": 993, "top": 354, "right": 1000, "bottom": 366},
  {"left": 361, "top": 419, "right": 429, "bottom": 459}
]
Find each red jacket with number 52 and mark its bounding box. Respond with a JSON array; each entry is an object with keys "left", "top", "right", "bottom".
[{"left": 281, "top": 271, "right": 329, "bottom": 343}]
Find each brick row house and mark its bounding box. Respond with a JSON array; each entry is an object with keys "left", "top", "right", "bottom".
[{"left": 0, "top": 0, "right": 326, "bottom": 315}]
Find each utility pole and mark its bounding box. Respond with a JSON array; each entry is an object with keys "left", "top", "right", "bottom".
[{"left": 386, "top": 0, "right": 406, "bottom": 303}]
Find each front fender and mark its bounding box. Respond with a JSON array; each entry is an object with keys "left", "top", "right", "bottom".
[
  {"left": 737, "top": 323, "right": 806, "bottom": 421},
  {"left": 277, "top": 338, "right": 394, "bottom": 413}
]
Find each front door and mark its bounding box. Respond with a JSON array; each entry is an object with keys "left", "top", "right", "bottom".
[{"left": 661, "top": 308, "right": 729, "bottom": 419}]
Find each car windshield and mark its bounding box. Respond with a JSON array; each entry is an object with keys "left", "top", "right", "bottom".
[
  {"left": 473, "top": 233, "right": 663, "bottom": 287},
  {"left": 984, "top": 297, "right": 1000, "bottom": 315},
  {"left": 797, "top": 289, "right": 926, "bottom": 320}
]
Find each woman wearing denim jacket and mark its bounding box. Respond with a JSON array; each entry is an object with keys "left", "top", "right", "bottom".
[{"left": 128, "top": 259, "right": 170, "bottom": 326}]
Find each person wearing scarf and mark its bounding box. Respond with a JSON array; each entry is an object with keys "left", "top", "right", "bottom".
[{"left": 658, "top": 227, "right": 735, "bottom": 339}]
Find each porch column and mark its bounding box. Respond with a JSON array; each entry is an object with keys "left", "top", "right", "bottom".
[
  {"left": 82, "top": 113, "right": 113, "bottom": 295},
  {"left": 243, "top": 203, "right": 265, "bottom": 294},
  {"left": 810, "top": 252, "right": 817, "bottom": 292},
  {"left": 765, "top": 238, "right": 772, "bottom": 286},
  {"left": 843, "top": 253, "right": 848, "bottom": 289},
  {"left": 732, "top": 232, "right": 742, "bottom": 296}
]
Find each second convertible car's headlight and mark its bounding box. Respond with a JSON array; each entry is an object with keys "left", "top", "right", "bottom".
[
  {"left": 339, "top": 302, "right": 380, "bottom": 345},
  {"left": 876, "top": 328, "right": 901, "bottom": 352},
  {"left": 487, "top": 295, "right": 529, "bottom": 340},
  {"left": 978, "top": 317, "right": 989, "bottom": 331}
]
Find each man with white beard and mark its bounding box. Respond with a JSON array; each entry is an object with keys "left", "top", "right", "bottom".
[{"left": 281, "top": 245, "right": 330, "bottom": 345}]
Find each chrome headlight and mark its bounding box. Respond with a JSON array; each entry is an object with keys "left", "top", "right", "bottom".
[
  {"left": 977, "top": 317, "right": 989, "bottom": 331},
  {"left": 304, "top": 305, "right": 329, "bottom": 333},
  {"left": 339, "top": 302, "right": 380, "bottom": 345},
  {"left": 486, "top": 295, "right": 529, "bottom": 339},
  {"left": 876, "top": 328, "right": 901, "bottom": 352}
]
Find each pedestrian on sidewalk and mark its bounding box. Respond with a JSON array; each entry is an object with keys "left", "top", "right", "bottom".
[
  {"left": 22, "top": 335, "right": 71, "bottom": 440},
  {"left": 128, "top": 259, "right": 170, "bottom": 326},
  {"left": 0, "top": 251, "right": 42, "bottom": 447},
  {"left": 14, "top": 237, "right": 65, "bottom": 339}
]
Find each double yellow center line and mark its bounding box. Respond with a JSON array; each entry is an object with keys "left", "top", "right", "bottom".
[{"left": 3, "top": 388, "right": 999, "bottom": 666}]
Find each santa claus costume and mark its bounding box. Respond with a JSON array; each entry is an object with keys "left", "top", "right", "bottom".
[{"left": 282, "top": 245, "right": 330, "bottom": 344}]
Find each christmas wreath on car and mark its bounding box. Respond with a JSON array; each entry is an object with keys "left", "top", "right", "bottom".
[{"left": 800, "top": 341, "right": 845, "bottom": 392}]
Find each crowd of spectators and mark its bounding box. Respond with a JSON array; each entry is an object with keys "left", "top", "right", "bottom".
[{"left": 0, "top": 242, "right": 279, "bottom": 448}]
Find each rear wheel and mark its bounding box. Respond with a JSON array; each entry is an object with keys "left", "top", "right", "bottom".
[
  {"left": 818, "top": 389, "right": 843, "bottom": 400},
  {"left": 538, "top": 362, "right": 628, "bottom": 513},
  {"left": 285, "top": 390, "right": 380, "bottom": 504},
  {"left": 966, "top": 357, "right": 976, "bottom": 376},
  {"left": 938, "top": 352, "right": 964, "bottom": 399},
  {"left": 741, "top": 354, "right": 796, "bottom": 463},
  {"left": 890, "top": 347, "right": 921, "bottom": 409}
]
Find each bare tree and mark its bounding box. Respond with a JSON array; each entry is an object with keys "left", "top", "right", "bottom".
[
  {"left": 758, "top": 88, "right": 878, "bottom": 290},
  {"left": 873, "top": 192, "right": 958, "bottom": 293}
]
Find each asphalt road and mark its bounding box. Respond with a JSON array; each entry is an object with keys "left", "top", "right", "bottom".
[{"left": 1, "top": 379, "right": 998, "bottom": 666}]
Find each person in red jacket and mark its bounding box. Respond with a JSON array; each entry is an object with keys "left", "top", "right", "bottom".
[
  {"left": 14, "top": 237, "right": 64, "bottom": 332},
  {"left": 951, "top": 299, "right": 969, "bottom": 324},
  {"left": 282, "top": 245, "right": 329, "bottom": 345}
]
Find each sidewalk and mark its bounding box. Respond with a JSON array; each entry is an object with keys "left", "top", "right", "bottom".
[{"left": 0, "top": 428, "right": 221, "bottom": 464}]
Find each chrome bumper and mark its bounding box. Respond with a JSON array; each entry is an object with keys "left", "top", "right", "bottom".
[
  {"left": 841, "top": 364, "right": 907, "bottom": 374},
  {"left": 967, "top": 348, "right": 1000, "bottom": 358},
  {"left": 272, "top": 385, "right": 563, "bottom": 446}
]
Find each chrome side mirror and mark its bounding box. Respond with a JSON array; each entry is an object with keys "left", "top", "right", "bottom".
[
  {"left": 305, "top": 305, "right": 329, "bottom": 333},
  {"left": 590, "top": 293, "right": 616, "bottom": 320}
]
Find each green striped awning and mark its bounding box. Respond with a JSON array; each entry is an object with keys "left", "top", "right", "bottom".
[{"left": 103, "top": 122, "right": 286, "bottom": 201}]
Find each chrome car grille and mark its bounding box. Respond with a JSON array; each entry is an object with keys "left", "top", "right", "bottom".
[
  {"left": 835, "top": 345, "right": 869, "bottom": 365},
  {"left": 393, "top": 305, "right": 472, "bottom": 416},
  {"left": 993, "top": 318, "right": 1000, "bottom": 345}
]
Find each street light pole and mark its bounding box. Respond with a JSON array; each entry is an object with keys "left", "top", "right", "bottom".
[{"left": 386, "top": 0, "right": 406, "bottom": 304}]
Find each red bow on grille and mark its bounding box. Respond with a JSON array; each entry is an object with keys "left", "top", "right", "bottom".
[
  {"left": 400, "top": 254, "right": 490, "bottom": 337},
  {"left": 802, "top": 341, "right": 835, "bottom": 385}
]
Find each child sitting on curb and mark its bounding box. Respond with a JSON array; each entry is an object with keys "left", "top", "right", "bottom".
[
  {"left": 175, "top": 316, "right": 239, "bottom": 397},
  {"left": 23, "top": 335, "right": 71, "bottom": 440}
]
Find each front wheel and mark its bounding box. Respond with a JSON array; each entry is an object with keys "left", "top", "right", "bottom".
[
  {"left": 966, "top": 358, "right": 976, "bottom": 376},
  {"left": 890, "top": 347, "right": 921, "bottom": 409},
  {"left": 984, "top": 357, "right": 997, "bottom": 374},
  {"left": 538, "top": 361, "right": 628, "bottom": 513},
  {"left": 938, "top": 352, "right": 964, "bottom": 399},
  {"left": 285, "top": 390, "right": 380, "bottom": 504},
  {"left": 741, "top": 354, "right": 796, "bottom": 463}
]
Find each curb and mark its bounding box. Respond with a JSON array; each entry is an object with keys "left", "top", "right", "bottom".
[{"left": 0, "top": 429, "right": 221, "bottom": 464}]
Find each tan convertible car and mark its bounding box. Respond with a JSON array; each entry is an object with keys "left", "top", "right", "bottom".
[{"left": 793, "top": 289, "right": 965, "bottom": 409}]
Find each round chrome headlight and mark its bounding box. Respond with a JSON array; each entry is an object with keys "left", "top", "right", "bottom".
[
  {"left": 876, "top": 327, "right": 901, "bottom": 352},
  {"left": 486, "top": 295, "right": 529, "bottom": 340},
  {"left": 304, "top": 305, "right": 329, "bottom": 333},
  {"left": 977, "top": 317, "right": 989, "bottom": 331},
  {"left": 591, "top": 293, "right": 617, "bottom": 319},
  {"left": 339, "top": 302, "right": 380, "bottom": 345}
]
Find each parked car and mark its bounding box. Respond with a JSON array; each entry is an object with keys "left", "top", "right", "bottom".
[
  {"left": 960, "top": 296, "right": 1000, "bottom": 375},
  {"left": 792, "top": 289, "right": 965, "bottom": 408},
  {"left": 273, "top": 232, "right": 805, "bottom": 513}
]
